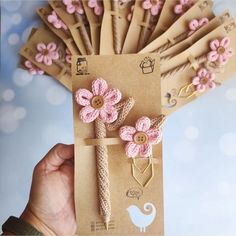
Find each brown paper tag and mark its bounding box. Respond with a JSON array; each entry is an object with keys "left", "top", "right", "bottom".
[
  {"left": 139, "top": 0, "right": 214, "bottom": 54},
  {"left": 37, "top": 5, "right": 80, "bottom": 55},
  {"left": 81, "top": 0, "right": 103, "bottom": 54},
  {"left": 160, "top": 12, "right": 232, "bottom": 62},
  {"left": 49, "top": 0, "right": 93, "bottom": 55},
  {"left": 122, "top": 0, "right": 163, "bottom": 54},
  {"left": 100, "top": 0, "right": 135, "bottom": 54},
  {"left": 72, "top": 53, "right": 164, "bottom": 235},
  {"left": 148, "top": 0, "right": 199, "bottom": 43},
  {"left": 161, "top": 19, "right": 236, "bottom": 115},
  {"left": 19, "top": 27, "right": 72, "bottom": 91}
]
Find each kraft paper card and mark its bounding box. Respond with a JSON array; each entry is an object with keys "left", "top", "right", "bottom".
[
  {"left": 100, "top": 0, "right": 135, "bottom": 54},
  {"left": 139, "top": 0, "right": 214, "bottom": 54},
  {"left": 72, "top": 53, "right": 165, "bottom": 235},
  {"left": 160, "top": 12, "right": 232, "bottom": 62},
  {"left": 19, "top": 27, "right": 72, "bottom": 91},
  {"left": 37, "top": 5, "right": 80, "bottom": 55},
  {"left": 148, "top": 0, "right": 199, "bottom": 43},
  {"left": 49, "top": 0, "right": 93, "bottom": 55},
  {"left": 160, "top": 19, "right": 236, "bottom": 115}
]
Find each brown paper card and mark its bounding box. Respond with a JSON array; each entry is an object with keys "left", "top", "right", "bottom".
[
  {"left": 81, "top": 0, "right": 103, "bottom": 54},
  {"left": 49, "top": 0, "right": 93, "bottom": 55},
  {"left": 161, "top": 19, "right": 236, "bottom": 115},
  {"left": 139, "top": 0, "right": 214, "bottom": 54},
  {"left": 37, "top": 5, "right": 80, "bottom": 55},
  {"left": 19, "top": 27, "right": 72, "bottom": 91},
  {"left": 148, "top": 0, "right": 199, "bottom": 43},
  {"left": 122, "top": 0, "right": 163, "bottom": 54},
  {"left": 160, "top": 12, "right": 232, "bottom": 62},
  {"left": 72, "top": 53, "right": 164, "bottom": 235},
  {"left": 100, "top": 0, "right": 135, "bottom": 54}
]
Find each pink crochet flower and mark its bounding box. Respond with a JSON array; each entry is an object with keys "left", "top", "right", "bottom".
[
  {"left": 63, "top": 0, "right": 84, "bottom": 14},
  {"left": 142, "top": 0, "right": 164, "bottom": 16},
  {"left": 75, "top": 78, "right": 122, "bottom": 123},
  {"left": 192, "top": 68, "right": 216, "bottom": 93},
  {"left": 207, "top": 37, "right": 233, "bottom": 65},
  {"left": 24, "top": 60, "right": 44, "bottom": 75},
  {"left": 174, "top": 0, "right": 193, "bottom": 15},
  {"left": 65, "top": 48, "right": 72, "bottom": 64},
  {"left": 188, "top": 17, "right": 209, "bottom": 36},
  {"left": 35, "top": 42, "right": 59, "bottom": 66},
  {"left": 127, "top": 4, "right": 135, "bottom": 21},
  {"left": 119, "top": 117, "right": 162, "bottom": 158},
  {"left": 88, "top": 0, "right": 103, "bottom": 16},
  {"left": 47, "top": 10, "right": 68, "bottom": 30}
]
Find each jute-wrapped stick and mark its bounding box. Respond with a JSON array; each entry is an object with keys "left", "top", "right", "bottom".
[
  {"left": 111, "top": 0, "right": 121, "bottom": 54},
  {"left": 74, "top": 13, "right": 94, "bottom": 55},
  {"left": 137, "top": 10, "right": 151, "bottom": 51},
  {"left": 161, "top": 54, "right": 207, "bottom": 80},
  {"left": 95, "top": 118, "right": 111, "bottom": 230},
  {"left": 94, "top": 97, "right": 135, "bottom": 230}
]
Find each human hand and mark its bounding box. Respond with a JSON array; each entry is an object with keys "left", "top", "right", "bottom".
[{"left": 20, "top": 143, "right": 77, "bottom": 235}]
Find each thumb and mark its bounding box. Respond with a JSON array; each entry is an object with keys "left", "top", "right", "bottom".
[{"left": 37, "top": 143, "right": 74, "bottom": 173}]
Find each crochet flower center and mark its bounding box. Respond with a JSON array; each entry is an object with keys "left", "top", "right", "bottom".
[
  {"left": 41, "top": 49, "right": 49, "bottom": 56},
  {"left": 217, "top": 46, "right": 226, "bottom": 55},
  {"left": 91, "top": 95, "right": 104, "bottom": 109},
  {"left": 133, "top": 132, "right": 149, "bottom": 145},
  {"left": 151, "top": 0, "right": 159, "bottom": 4},
  {"left": 200, "top": 77, "right": 208, "bottom": 85}
]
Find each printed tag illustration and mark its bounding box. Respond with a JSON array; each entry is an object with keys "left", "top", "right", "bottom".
[
  {"left": 76, "top": 57, "right": 89, "bottom": 75},
  {"left": 126, "top": 202, "right": 157, "bottom": 233},
  {"left": 140, "top": 57, "right": 155, "bottom": 74}
]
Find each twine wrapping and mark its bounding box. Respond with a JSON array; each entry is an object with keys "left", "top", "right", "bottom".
[
  {"left": 111, "top": 0, "right": 121, "bottom": 54},
  {"left": 161, "top": 54, "right": 207, "bottom": 80},
  {"left": 94, "top": 97, "right": 135, "bottom": 229},
  {"left": 95, "top": 118, "right": 111, "bottom": 229},
  {"left": 74, "top": 13, "right": 94, "bottom": 55},
  {"left": 137, "top": 10, "right": 151, "bottom": 52}
]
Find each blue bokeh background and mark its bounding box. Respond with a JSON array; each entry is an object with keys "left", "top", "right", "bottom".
[{"left": 0, "top": 1, "right": 236, "bottom": 235}]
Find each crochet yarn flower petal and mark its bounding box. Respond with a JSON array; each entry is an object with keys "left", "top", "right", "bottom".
[
  {"left": 75, "top": 88, "right": 93, "bottom": 106},
  {"left": 126, "top": 142, "right": 140, "bottom": 158},
  {"left": 100, "top": 105, "right": 118, "bottom": 123},
  {"left": 220, "top": 37, "right": 230, "bottom": 47},
  {"left": 47, "top": 42, "right": 57, "bottom": 52},
  {"left": 80, "top": 106, "right": 99, "bottom": 123},
  {"left": 142, "top": 0, "right": 152, "bottom": 10},
  {"left": 119, "top": 126, "right": 136, "bottom": 142},
  {"left": 136, "top": 116, "right": 151, "bottom": 132},
  {"left": 207, "top": 51, "right": 219, "bottom": 62},
  {"left": 104, "top": 88, "right": 122, "bottom": 105},
  {"left": 35, "top": 53, "right": 44, "bottom": 63},
  {"left": 139, "top": 143, "right": 152, "bottom": 158},
  {"left": 92, "top": 78, "right": 108, "bottom": 96},
  {"left": 146, "top": 128, "right": 161, "bottom": 144},
  {"left": 37, "top": 43, "right": 46, "bottom": 51},
  {"left": 210, "top": 39, "right": 220, "bottom": 50},
  {"left": 174, "top": 4, "right": 183, "bottom": 14}
]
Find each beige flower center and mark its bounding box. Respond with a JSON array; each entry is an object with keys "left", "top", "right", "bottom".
[
  {"left": 133, "top": 132, "right": 148, "bottom": 145},
  {"left": 72, "top": 1, "right": 80, "bottom": 7},
  {"left": 42, "top": 49, "right": 49, "bottom": 56},
  {"left": 182, "top": 4, "right": 190, "bottom": 12},
  {"left": 91, "top": 96, "right": 104, "bottom": 109},
  {"left": 217, "top": 46, "right": 226, "bottom": 55},
  {"left": 151, "top": 0, "right": 159, "bottom": 5},
  {"left": 200, "top": 77, "right": 208, "bottom": 85}
]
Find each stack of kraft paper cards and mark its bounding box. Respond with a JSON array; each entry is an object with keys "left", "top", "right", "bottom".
[{"left": 18, "top": 1, "right": 236, "bottom": 235}]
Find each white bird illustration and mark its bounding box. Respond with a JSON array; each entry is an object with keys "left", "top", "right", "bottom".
[{"left": 126, "top": 202, "right": 157, "bottom": 233}]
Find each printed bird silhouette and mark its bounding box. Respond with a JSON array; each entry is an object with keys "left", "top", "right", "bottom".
[{"left": 126, "top": 202, "right": 157, "bottom": 233}]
